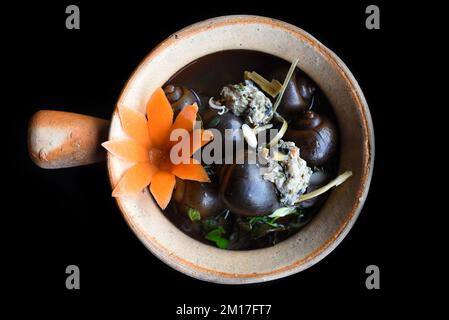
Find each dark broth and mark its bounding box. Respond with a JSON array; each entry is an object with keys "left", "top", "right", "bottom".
[{"left": 163, "top": 50, "right": 339, "bottom": 250}]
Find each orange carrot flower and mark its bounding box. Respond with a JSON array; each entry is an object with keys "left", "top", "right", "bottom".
[{"left": 102, "top": 88, "right": 213, "bottom": 209}]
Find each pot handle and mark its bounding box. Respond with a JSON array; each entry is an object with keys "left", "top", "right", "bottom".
[{"left": 28, "top": 110, "right": 110, "bottom": 169}]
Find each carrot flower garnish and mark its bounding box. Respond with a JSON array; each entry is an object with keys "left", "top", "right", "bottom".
[{"left": 102, "top": 88, "right": 213, "bottom": 209}]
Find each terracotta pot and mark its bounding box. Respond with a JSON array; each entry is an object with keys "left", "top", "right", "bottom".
[{"left": 28, "top": 15, "right": 374, "bottom": 284}]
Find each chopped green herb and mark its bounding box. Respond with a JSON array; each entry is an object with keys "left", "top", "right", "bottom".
[
  {"left": 248, "top": 216, "right": 281, "bottom": 228},
  {"left": 201, "top": 210, "right": 229, "bottom": 232},
  {"left": 208, "top": 116, "right": 221, "bottom": 128},
  {"left": 248, "top": 216, "right": 264, "bottom": 225},
  {"left": 205, "top": 226, "right": 229, "bottom": 249},
  {"left": 251, "top": 223, "right": 285, "bottom": 239},
  {"left": 187, "top": 207, "right": 201, "bottom": 222}
]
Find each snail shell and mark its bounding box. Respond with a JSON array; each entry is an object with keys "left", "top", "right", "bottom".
[{"left": 284, "top": 111, "right": 338, "bottom": 166}]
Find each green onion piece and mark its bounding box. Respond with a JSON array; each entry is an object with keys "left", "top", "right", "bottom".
[
  {"left": 244, "top": 71, "right": 282, "bottom": 98},
  {"left": 271, "top": 149, "right": 289, "bottom": 161},
  {"left": 267, "top": 113, "right": 288, "bottom": 148},
  {"left": 268, "top": 207, "right": 297, "bottom": 219},
  {"left": 273, "top": 57, "right": 300, "bottom": 113},
  {"left": 272, "top": 79, "right": 283, "bottom": 89},
  {"left": 295, "top": 171, "right": 353, "bottom": 204}
]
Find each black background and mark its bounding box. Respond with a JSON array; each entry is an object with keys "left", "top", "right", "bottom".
[{"left": 5, "top": 0, "right": 419, "bottom": 316}]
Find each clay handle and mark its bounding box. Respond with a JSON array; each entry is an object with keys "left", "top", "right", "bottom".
[{"left": 28, "top": 110, "right": 110, "bottom": 169}]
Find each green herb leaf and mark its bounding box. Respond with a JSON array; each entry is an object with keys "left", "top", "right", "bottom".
[
  {"left": 250, "top": 220, "right": 285, "bottom": 239},
  {"left": 201, "top": 210, "right": 229, "bottom": 232},
  {"left": 205, "top": 226, "right": 229, "bottom": 249},
  {"left": 248, "top": 216, "right": 281, "bottom": 228},
  {"left": 265, "top": 220, "right": 283, "bottom": 228},
  {"left": 248, "top": 216, "right": 266, "bottom": 225},
  {"left": 208, "top": 116, "right": 221, "bottom": 128},
  {"left": 187, "top": 207, "right": 201, "bottom": 222},
  {"left": 215, "top": 237, "right": 229, "bottom": 249}
]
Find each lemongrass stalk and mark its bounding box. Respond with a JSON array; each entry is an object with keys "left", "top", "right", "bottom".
[{"left": 295, "top": 171, "right": 353, "bottom": 204}]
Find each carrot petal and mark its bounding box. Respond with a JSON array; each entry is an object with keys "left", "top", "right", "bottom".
[
  {"left": 147, "top": 88, "right": 174, "bottom": 147},
  {"left": 112, "top": 162, "right": 158, "bottom": 197},
  {"left": 102, "top": 140, "right": 149, "bottom": 162},
  {"left": 170, "top": 104, "right": 198, "bottom": 133},
  {"left": 171, "top": 162, "right": 210, "bottom": 182},
  {"left": 149, "top": 171, "right": 176, "bottom": 209},
  {"left": 190, "top": 129, "right": 214, "bottom": 156},
  {"left": 118, "top": 105, "right": 151, "bottom": 148}
]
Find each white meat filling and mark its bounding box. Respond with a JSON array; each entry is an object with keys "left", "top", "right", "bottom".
[
  {"left": 219, "top": 80, "right": 273, "bottom": 126},
  {"left": 261, "top": 141, "right": 312, "bottom": 206}
]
